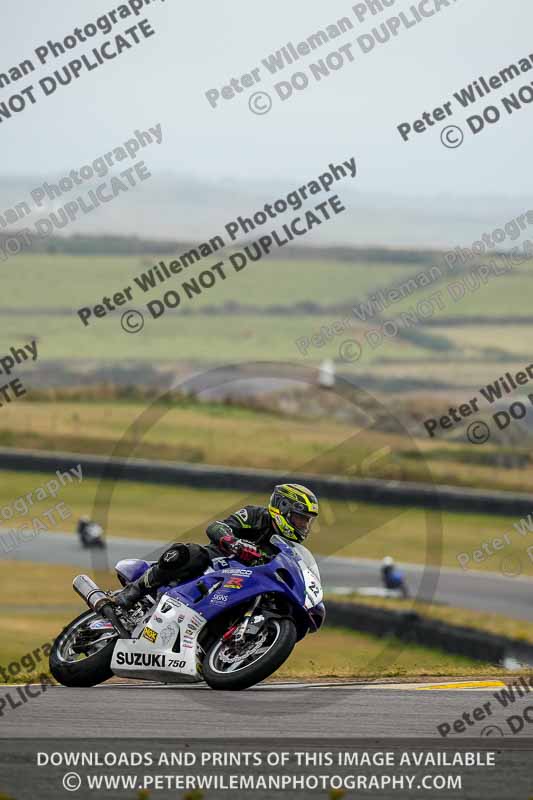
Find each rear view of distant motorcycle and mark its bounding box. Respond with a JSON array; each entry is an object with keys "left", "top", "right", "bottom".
[{"left": 77, "top": 517, "right": 106, "bottom": 549}]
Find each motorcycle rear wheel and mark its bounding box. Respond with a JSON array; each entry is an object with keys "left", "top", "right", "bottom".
[
  {"left": 50, "top": 610, "right": 117, "bottom": 687},
  {"left": 203, "top": 618, "right": 297, "bottom": 691}
]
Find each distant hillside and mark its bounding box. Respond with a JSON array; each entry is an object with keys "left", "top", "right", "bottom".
[
  {"left": 0, "top": 230, "right": 442, "bottom": 263},
  {"left": 0, "top": 172, "right": 529, "bottom": 250}
]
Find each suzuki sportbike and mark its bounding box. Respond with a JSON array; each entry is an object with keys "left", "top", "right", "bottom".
[{"left": 50, "top": 535, "right": 325, "bottom": 690}]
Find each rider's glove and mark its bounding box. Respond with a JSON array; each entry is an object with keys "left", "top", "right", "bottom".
[
  {"left": 218, "top": 531, "right": 240, "bottom": 556},
  {"left": 219, "top": 533, "right": 263, "bottom": 564},
  {"left": 234, "top": 539, "right": 264, "bottom": 564}
]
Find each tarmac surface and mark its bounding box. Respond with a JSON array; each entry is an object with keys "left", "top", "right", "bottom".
[{"left": 1, "top": 679, "right": 528, "bottom": 739}]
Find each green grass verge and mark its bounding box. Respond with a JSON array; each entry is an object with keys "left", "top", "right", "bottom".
[
  {"left": 0, "top": 562, "right": 89, "bottom": 677},
  {"left": 277, "top": 626, "right": 503, "bottom": 680},
  {"left": 5, "top": 396, "right": 533, "bottom": 495},
  {"left": 328, "top": 595, "right": 533, "bottom": 644}
]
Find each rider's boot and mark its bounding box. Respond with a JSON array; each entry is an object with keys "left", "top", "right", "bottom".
[
  {"left": 114, "top": 544, "right": 192, "bottom": 609},
  {"left": 114, "top": 566, "right": 160, "bottom": 608}
]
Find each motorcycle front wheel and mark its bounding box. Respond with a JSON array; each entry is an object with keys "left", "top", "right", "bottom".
[
  {"left": 50, "top": 610, "right": 117, "bottom": 687},
  {"left": 203, "top": 618, "right": 297, "bottom": 691}
]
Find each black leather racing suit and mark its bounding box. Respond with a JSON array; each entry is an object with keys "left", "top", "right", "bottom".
[
  {"left": 205, "top": 505, "right": 278, "bottom": 560},
  {"left": 142, "top": 506, "right": 278, "bottom": 592}
]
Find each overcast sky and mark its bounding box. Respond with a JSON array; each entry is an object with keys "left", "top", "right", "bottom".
[{"left": 0, "top": 0, "right": 530, "bottom": 202}]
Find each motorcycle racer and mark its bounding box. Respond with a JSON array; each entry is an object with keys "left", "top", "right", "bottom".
[
  {"left": 381, "top": 556, "right": 409, "bottom": 598},
  {"left": 115, "top": 483, "right": 319, "bottom": 608}
]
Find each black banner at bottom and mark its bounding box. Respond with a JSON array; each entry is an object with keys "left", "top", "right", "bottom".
[{"left": 0, "top": 738, "right": 532, "bottom": 799}]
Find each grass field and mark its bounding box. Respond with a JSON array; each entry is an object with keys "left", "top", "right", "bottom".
[
  {"left": 3, "top": 253, "right": 533, "bottom": 411},
  {"left": 440, "top": 325, "right": 533, "bottom": 358},
  {"left": 1, "top": 254, "right": 428, "bottom": 311},
  {"left": 1, "top": 312, "right": 387, "bottom": 364},
  {"left": 5, "top": 311, "right": 533, "bottom": 374},
  {"left": 0, "top": 562, "right": 500, "bottom": 683},
  {"left": 0, "top": 310, "right": 440, "bottom": 366},
  {"left": 388, "top": 264, "right": 533, "bottom": 319},
  {"left": 7, "top": 313, "right": 533, "bottom": 408},
  {"left": 2, "top": 397, "right": 533, "bottom": 494},
  {"left": 4, "top": 253, "right": 533, "bottom": 314}
]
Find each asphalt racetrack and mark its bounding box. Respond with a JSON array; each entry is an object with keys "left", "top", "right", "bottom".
[
  {"left": 4, "top": 530, "right": 533, "bottom": 621},
  {"left": 0, "top": 679, "right": 526, "bottom": 739}
]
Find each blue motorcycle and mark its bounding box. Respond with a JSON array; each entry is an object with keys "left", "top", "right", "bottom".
[{"left": 50, "top": 535, "right": 326, "bottom": 691}]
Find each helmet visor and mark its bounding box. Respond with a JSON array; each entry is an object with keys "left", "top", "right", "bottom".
[{"left": 290, "top": 511, "right": 315, "bottom": 538}]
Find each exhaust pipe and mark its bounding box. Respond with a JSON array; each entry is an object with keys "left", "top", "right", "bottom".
[
  {"left": 73, "top": 574, "right": 112, "bottom": 614},
  {"left": 73, "top": 574, "right": 130, "bottom": 638}
]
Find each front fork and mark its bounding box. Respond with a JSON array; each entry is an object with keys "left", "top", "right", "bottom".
[{"left": 231, "top": 595, "right": 263, "bottom": 643}]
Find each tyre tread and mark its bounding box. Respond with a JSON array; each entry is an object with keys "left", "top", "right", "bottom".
[
  {"left": 203, "top": 618, "right": 297, "bottom": 691},
  {"left": 49, "top": 611, "right": 115, "bottom": 688}
]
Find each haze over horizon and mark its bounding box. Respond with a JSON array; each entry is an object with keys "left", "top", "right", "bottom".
[{"left": 0, "top": 0, "right": 530, "bottom": 248}]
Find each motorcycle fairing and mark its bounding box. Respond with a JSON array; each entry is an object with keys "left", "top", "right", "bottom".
[
  {"left": 111, "top": 536, "right": 325, "bottom": 680},
  {"left": 111, "top": 594, "right": 206, "bottom": 683},
  {"left": 115, "top": 558, "right": 153, "bottom": 585}
]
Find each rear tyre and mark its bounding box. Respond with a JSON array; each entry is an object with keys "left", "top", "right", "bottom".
[
  {"left": 50, "top": 610, "right": 117, "bottom": 687},
  {"left": 203, "top": 618, "right": 297, "bottom": 691}
]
